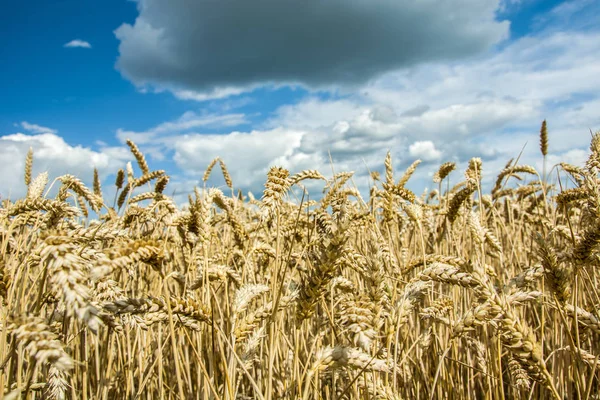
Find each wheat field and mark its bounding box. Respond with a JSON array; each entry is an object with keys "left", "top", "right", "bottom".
[{"left": 1, "top": 125, "right": 599, "bottom": 399}]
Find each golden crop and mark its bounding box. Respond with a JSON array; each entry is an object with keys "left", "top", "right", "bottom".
[{"left": 1, "top": 123, "right": 598, "bottom": 399}]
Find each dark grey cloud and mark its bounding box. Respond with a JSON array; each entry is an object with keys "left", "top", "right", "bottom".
[{"left": 115, "top": 0, "right": 508, "bottom": 96}]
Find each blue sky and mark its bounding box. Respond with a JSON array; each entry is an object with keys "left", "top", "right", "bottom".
[{"left": 1, "top": 0, "right": 599, "bottom": 202}]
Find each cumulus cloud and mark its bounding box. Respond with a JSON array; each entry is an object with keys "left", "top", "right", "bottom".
[
  {"left": 409, "top": 141, "right": 442, "bottom": 161},
  {"left": 64, "top": 39, "right": 92, "bottom": 49},
  {"left": 112, "top": 28, "right": 600, "bottom": 197},
  {"left": 0, "top": 129, "right": 130, "bottom": 200},
  {"left": 173, "top": 128, "right": 307, "bottom": 188},
  {"left": 362, "top": 30, "right": 600, "bottom": 159},
  {"left": 115, "top": 0, "right": 508, "bottom": 98},
  {"left": 128, "top": 107, "right": 403, "bottom": 194},
  {"left": 169, "top": 106, "right": 439, "bottom": 194},
  {"left": 544, "top": 148, "right": 588, "bottom": 173},
  {"left": 201, "top": 29, "right": 598, "bottom": 194},
  {"left": 266, "top": 98, "right": 367, "bottom": 129}
]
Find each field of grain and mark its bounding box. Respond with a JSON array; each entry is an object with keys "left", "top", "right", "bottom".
[{"left": 1, "top": 126, "right": 599, "bottom": 399}]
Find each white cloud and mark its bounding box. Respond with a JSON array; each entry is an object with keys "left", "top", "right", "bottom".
[
  {"left": 64, "top": 39, "right": 92, "bottom": 49},
  {"left": 497, "top": 0, "right": 524, "bottom": 13},
  {"left": 239, "top": 29, "right": 599, "bottom": 194},
  {"left": 267, "top": 98, "right": 367, "bottom": 129},
  {"left": 172, "top": 128, "right": 307, "bottom": 188},
  {"left": 116, "top": 112, "right": 249, "bottom": 144},
  {"left": 369, "top": 33, "right": 600, "bottom": 114},
  {"left": 545, "top": 148, "right": 588, "bottom": 171},
  {"left": 0, "top": 130, "right": 130, "bottom": 200},
  {"left": 175, "top": 88, "right": 250, "bottom": 102},
  {"left": 409, "top": 141, "right": 442, "bottom": 161},
  {"left": 353, "top": 30, "right": 600, "bottom": 163},
  {"left": 532, "top": 0, "right": 600, "bottom": 32},
  {"left": 20, "top": 121, "right": 57, "bottom": 135}
]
